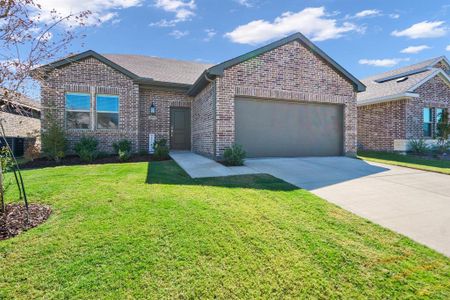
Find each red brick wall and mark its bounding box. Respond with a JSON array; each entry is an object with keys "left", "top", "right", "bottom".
[
  {"left": 41, "top": 57, "right": 140, "bottom": 153},
  {"left": 192, "top": 81, "right": 215, "bottom": 157},
  {"left": 357, "top": 100, "right": 407, "bottom": 151},
  {"left": 138, "top": 87, "right": 191, "bottom": 152},
  {"left": 215, "top": 39, "right": 357, "bottom": 158},
  {"left": 406, "top": 75, "right": 450, "bottom": 140}
]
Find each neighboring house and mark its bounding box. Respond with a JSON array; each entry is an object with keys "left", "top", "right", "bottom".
[
  {"left": 358, "top": 56, "right": 450, "bottom": 152},
  {"left": 36, "top": 32, "right": 364, "bottom": 159},
  {"left": 0, "top": 88, "right": 41, "bottom": 157}
]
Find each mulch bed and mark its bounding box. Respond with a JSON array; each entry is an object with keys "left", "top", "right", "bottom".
[
  {"left": 0, "top": 204, "right": 52, "bottom": 240},
  {"left": 20, "top": 154, "right": 154, "bottom": 169}
]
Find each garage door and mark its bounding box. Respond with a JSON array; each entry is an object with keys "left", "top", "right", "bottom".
[{"left": 235, "top": 98, "right": 343, "bottom": 157}]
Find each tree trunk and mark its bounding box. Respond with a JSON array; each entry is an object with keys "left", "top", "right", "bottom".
[{"left": 0, "top": 164, "right": 4, "bottom": 213}]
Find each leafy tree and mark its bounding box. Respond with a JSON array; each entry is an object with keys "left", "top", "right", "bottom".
[{"left": 0, "top": 0, "right": 90, "bottom": 213}]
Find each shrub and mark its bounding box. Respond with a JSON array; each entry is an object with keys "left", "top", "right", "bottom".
[
  {"left": 112, "top": 139, "right": 132, "bottom": 161},
  {"left": 41, "top": 121, "right": 67, "bottom": 162},
  {"left": 153, "top": 139, "right": 169, "bottom": 161},
  {"left": 74, "top": 136, "right": 99, "bottom": 163},
  {"left": 24, "top": 143, "right": 40, "bottom": 161},
  {"left": 223, "top": 144, "right": 246, "bottom": 166},
  {"left": 432, "top": 141, "right": 450, "bottom": 155},
  {"left": 408, "top": 139, "right": 429, "bottom": 155}
]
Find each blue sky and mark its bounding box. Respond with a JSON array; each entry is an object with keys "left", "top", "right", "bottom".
[{"left": 39, "top": 0, "right": 450, "bottom": 78}]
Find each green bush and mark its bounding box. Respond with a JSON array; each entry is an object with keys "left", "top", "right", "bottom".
[
  {"left": 223, "top": 144, "right": 246, "bottom": 166},
  {"left": 432, "top": 141, "right": 450, "bottom": 155},
  {"left": 41, "top": 121, "right": 67, "bottom": 162},
  {"left": 153, "top": 139, "right": 170, "bottom": 161},
  {"left": 113, "top": 139, "right": 132, "bottom": 161},
  {"left": 408, "top": 139, "right": 429, "bottom": 155},
  {"left": 74, "top": 136, "right": 99, "bottom": 163}
]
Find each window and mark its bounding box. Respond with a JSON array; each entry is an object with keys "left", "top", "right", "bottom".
[
  {"left": 436, "top": 108, "right": 448, "bottom": 138},
  {"left": 96, "top": 95, "right": 119, "bottom": 129},
  {"left": 66, "top": 93, "right": 91, "bottom": 129},
  {"left": 423, "top": 108, "right": 432, "bottom": 137}
]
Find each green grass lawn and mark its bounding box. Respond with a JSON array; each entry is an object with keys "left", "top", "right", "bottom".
[
  {"left": 359, "top": 151, "right": 450, "bottom": 175},
  {"left": 1, "top": 161, "right": 449, "bottom": 299}
]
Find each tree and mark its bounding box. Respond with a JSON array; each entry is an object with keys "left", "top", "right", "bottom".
[{"left": 0, "top": 0, "right": 90, "bottom": 213}]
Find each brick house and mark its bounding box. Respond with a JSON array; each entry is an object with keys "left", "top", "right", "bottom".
[
  {"left": 36, "top": 32, "right": 364, "bottom": 159},
  {"left": 0, "top": 89, "right": 41, "bottom": 157},
  {"left": 357, "top": 56, "right": 450, "bottom": 152}
]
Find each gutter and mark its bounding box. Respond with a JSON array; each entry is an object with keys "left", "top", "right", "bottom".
[{"left": 357, "top": 92, "right": 419, "bottom": 106}]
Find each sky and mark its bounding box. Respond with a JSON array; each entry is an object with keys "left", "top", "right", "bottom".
[{"left": 36, "top": 0, "right": 450, "bottom": 79}]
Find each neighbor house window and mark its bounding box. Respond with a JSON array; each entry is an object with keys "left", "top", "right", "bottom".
[
  {"left": 423, "top": 108, "right": 432, "bottom": 137},
  {"left": 96, "top": 95, "right": 119, "bottom": 129},
  {"left": 65, "top": 93, "right": 91, "bottom": 129}
]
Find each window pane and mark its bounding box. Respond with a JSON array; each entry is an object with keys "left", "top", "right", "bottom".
[
  {"left": 436, "top": 108, "right": 444, "bottom": 123},
  {"left": 66, "top": 112, "right": 90, "bottom": 129},
  {"left": 97, "top": 95, "right": 119, "bottom": 112},
  {"left": 423, "top": 123, "right": 432, "bottom": 137},
  {"left": 97, "top": 112, "right": 118, "bottom": 129},
  {"left": 66, "top": 93, "right": 90, "bottom": 111},
  {"left": 423, "top": 108, "right": 432, "bottom": 123}
]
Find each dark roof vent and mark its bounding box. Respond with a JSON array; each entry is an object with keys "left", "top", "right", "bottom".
[{"left": 396, "top": 76, "right": 408, "bottom": 83}]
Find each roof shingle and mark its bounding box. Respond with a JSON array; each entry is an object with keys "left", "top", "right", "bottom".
[{"left": 103, "top": 54, "right": 213, "bottom": 85}]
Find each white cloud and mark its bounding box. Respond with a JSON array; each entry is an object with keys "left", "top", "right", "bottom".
[
  {"left": 35, "top": 0, "right": 142, "bottom": 27},
  {"left": 389, "top": 13, "right": 400, "bottom": 19},
  {"left": 400, "top": 45, "right": 431, "bottom": 54},
  {"left": 446, "top": 45, "right": 450, "bottom": 51},
  {"left": 225, "top": 7, "right": 362, "bottom": 45},
  {"left": 358, "top": 58, "right": 410, "bottom": 67},
  {"left": 151, "top": 0, "right": 196, "bottom": 27},
  {"left": 392, "top": 21, "right": 447, "bottom": 39},
  {"left": 353, "top": 9, "right": 381, "bottom": 18},
  {"left": 235, "top": 0, "right": 254, "bottom": 7},
  {"left": 169, "top": 29, "right": 189, "bottom": 39},
  {"left": 203, "top": 29, "right": 217, "bottom": 42}
]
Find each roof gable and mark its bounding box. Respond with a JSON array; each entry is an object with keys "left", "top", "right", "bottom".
[
  {"left": 205, "top": 32, "right": 365, "bottom": 93},
  {"left": 358, "top": 58, "right": 450, "bottom": 106},
  {"left": 41, "top": 50, "right": 139, "bottom": 79}
]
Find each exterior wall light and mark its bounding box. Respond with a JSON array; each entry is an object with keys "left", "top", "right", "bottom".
[{"left": 149, "top": 102, "right": 156, "bottom": 115}]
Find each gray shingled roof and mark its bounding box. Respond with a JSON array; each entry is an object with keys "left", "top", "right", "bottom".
[
  {"left": 357, "top": 56, "right": 449, "bottom": 104},
  {"left": 103, "top": 54, "right": 213, "bottom": 85}
]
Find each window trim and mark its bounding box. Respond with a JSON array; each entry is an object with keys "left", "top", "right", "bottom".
[
  {"left": 423, "top": 107, "right": 433, "bottom": 138},
  {"left": 95, "top": 94, "right": 120, "bottom": 130},
  {"left": 65, "top": 92, "right": 92, "bottom": 130}
]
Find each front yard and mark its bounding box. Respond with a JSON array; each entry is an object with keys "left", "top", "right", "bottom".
[
  {"left": 359, "top": 151, "right": 450, "bottom": 175},
  {"left": 1, "top": 161, "right": 449, "bottom": 298}
]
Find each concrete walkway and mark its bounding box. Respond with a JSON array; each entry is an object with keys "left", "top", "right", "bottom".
[
  {"left": 170, "top": 151, "right": 259, "bottom": 178},
  {"left": 246, "top": 157, "right": 450, "bottom": 257}
]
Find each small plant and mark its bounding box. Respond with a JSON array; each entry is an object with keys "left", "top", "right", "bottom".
[
  {"left": 408, "top": 139, "right": 429, "bottom": 155},
  {"left": 432, "top": 141, "right": 450, "bottom": 155},
  {"left": 74, "top": 136, "right": 99, "bottom": 163},
  {"left": 153, "top": 139, "right": 170, "bottom": 161},
  {"left": 41, "top": 120, "right": 67, "bottom": 162},
  {"left": 112, "top": 139, "right": 132, "bottom": 161},
  {"left": 24, "top": 143, "right": 40, "bottom": 161},
  {"left": 223, "top": 144, "right": 246, "bottom": 166}
]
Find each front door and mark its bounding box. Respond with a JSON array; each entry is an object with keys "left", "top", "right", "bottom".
[{"left": 170, "top": 107, "right": 191, "bottom": 150}]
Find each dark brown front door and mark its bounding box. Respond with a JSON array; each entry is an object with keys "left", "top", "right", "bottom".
[{"left": 170, "top": 107, "right": 191, "bottom": 150}]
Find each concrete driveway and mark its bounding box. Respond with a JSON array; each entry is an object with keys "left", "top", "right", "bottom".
[{"left": 245, "top": 157, "right": 450, "bottom": 257}]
